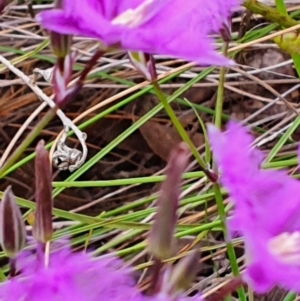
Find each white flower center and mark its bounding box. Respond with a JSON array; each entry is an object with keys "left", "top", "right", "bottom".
[
  {"left": 111, "top": 0, "right": 153, "bottom": 28},
  {"left": 268, "top": 231, "right": 300, "bottom": 265}
]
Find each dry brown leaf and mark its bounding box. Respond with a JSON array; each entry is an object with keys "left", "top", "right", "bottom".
[
  {"left": 139, "top": 121, "right": 182, "bottom": 161},
  {"left": 140, "top": 121, "right": 204, "bottom": 161}
]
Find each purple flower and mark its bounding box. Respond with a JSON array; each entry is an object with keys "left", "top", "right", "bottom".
[
  {"left": 0, "top": 243, "right": 142, "bottom": 301},
  {"left": 208, "top": 122, "right": 300, "bottom": 293},
  {"left": 0, "top": 241, "right": 206, "bottom": 301},
  {"left": 36, "top": 0, "right": 240, "bottom": 65}
]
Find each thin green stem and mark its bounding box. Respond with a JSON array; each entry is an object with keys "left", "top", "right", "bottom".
[
  {"left": 213, "top": 184, "right": 246, "bottom": 301},
  {"left": 214, "top": 44, "right": 229, "bottom": 128},
  {"left": 52, "top": 171, "right": 205, "bottom": 187},
  {"left": 213, "top": 43, "right": 246, "bottom": 301},
  {"left": 0, "top": 108, "right": 57, "bottom": 178},
  {"left": 243, "top": 0, "right": 298, "bottom": 28},
  {"left": 151, "top": 81, "right": 216, "bottom": 181}
]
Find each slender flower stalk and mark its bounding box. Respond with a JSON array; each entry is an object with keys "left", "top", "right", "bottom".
[{"left": 214, "top": 42, "right": 229, "bottom": 129}]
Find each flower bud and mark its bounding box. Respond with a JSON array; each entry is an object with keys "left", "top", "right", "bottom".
[
  {"left": 33, "top": 140, "right": 53, "bottom": 243},
  {"left": 162, "top": 250, "right": 200, "bottom": 297},
  {"left": 49, "top": 0, "right": 71, "bottom": 60},
  {"left": 0, "top": 186, "right": 26, "bottom": 258},
  {"left": 52, "top": 52, "right": 77, "bottom": 106},
  {"left": 128, "top": 51, "right": 157, "bottom": 81},
  {"left": 50, "top": 31, "right": 72, "bottom": 60},
  {"left": 148, "top": 143, "right": 189, "bottom": 259}
]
